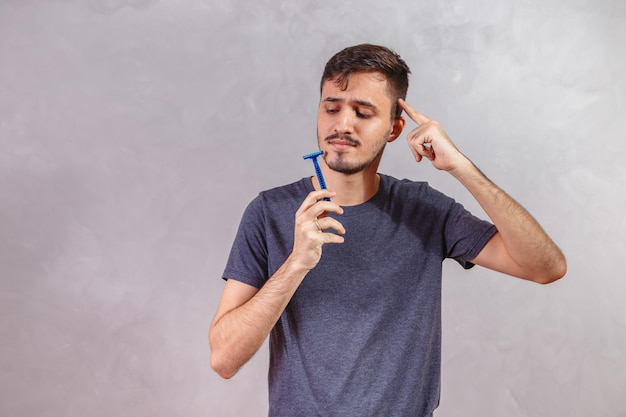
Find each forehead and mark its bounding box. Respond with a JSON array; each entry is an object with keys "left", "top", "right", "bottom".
[{"left": 320, "top": 72, "right": 392, "bottom": 107}]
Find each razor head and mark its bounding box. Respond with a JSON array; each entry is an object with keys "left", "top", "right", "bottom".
[{"left": 303, "top": 150, "right": 324, "bottom": 160}]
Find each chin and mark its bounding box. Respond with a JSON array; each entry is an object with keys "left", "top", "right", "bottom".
[{"left": 326, "top": 158, "right": 368, "bottom": 175}]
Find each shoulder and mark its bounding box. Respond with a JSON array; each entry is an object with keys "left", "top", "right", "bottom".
[
  {"left": 244, "top": 177, "right": 311, "bottom": 217},
  {"left": 380, "top": 174, "right": 455, "bottom": 207},
  {"left": 258, "top": 177, "right": 311, "bottom": 200},
  {"left": 255, "top": 178, "right": 311, "bottom": 208}
]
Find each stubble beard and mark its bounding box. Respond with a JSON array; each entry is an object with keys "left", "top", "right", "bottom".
[{"left": 320, "top": 129, "right": 391, "bottom": 175}]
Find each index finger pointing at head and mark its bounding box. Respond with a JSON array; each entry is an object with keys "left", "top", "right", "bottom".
[{"left": 398, "top": 98, "right": 431, "bottom": 125}]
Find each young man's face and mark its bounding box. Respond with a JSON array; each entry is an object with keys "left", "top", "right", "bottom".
[{"left": 317, "top": 71, "right": 404, "bottom": 175}]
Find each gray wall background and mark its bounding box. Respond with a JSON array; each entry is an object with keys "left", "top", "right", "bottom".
[{"left": 1, "top": 0, "right": 624, "bottom": 416}]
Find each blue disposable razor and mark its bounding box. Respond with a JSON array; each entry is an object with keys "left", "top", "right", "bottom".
[{"left": 303, "top": 150, "right": 330, "bottom": 201}]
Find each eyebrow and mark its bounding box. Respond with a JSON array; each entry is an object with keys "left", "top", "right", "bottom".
[{"left": 323, "top": 97, "right": 379, "bottom": 110}]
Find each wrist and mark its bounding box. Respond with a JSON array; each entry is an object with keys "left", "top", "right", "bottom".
[
  {"left": 283, "top": 253, "right": 313, "bottom": 279},
  {"left": 448, "top": 155, "right": 476, "bottom": 180}
]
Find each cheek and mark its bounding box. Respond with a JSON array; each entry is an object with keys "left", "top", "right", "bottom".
[
  {"left": 316, "top": 115, "right": 329, "bottom": 133},
  {"left": 367, "top": 122, "right": 392, "bottom": 139}
]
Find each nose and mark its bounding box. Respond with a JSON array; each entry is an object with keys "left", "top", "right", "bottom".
[{"left": 333, "top": 109, "right": 353, "bottom": 134}]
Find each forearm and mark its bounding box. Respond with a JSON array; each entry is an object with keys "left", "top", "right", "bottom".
[
  {"left": 397, "top": 99, "right": 565, "bottom": 282},
  {"left": 210, "top": 189, "right": 344, "bottom": 378},
  {"left": 451, "top": 158, "right": 566, "bottom": 282},
  {"left": 209, "top": 256, "right": 308, "bottom": 379}
]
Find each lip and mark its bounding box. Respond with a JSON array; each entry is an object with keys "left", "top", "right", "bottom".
[{"left": 327, "top": 139, "right": 358, "bottom": 150}]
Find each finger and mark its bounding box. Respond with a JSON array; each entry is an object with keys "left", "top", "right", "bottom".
[
  {"left": 398, "top": 98, "right": 431, "bottom": 125},
  {"left": 410, "top": 135, "right": 436, "bottom": 162},
  {"left": 407, "top": 128, "right": 428, "bottom": 162},
  {"left": 297, "top": 190, "right": 339, "bottom": 215},
  {"left": 420, "top": 144, "right": 435, "bottom": 161},
  {"left": 316, "top": 216, "right": 346, "bottom": 235},
  {"left": 320, "top": 232, "right": 345, "bottom": 245},
  {"left": 312, "top": 200, "right": 344, "bottom": 220},
  {"left": 408, "top": 142, "right": 422, "bottom": 163}
]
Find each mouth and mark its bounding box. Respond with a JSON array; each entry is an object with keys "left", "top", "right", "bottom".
[{"left": 325, "top": 134, "right": 360, "bottom": 150}]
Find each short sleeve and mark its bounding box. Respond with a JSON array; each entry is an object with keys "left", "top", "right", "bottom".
[
  {"left": 444, "top": 201, "right": 497, "bottom": 269},
  {"left": 222, "top": 196, "right": 268, "bottom": 288}
]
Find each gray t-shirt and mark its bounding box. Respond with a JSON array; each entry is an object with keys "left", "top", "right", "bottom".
[{"left": 223, "top": 174, "right": 497, "bottom": 417}]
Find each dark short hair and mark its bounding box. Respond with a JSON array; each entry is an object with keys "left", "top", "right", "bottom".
[{"left": 320, "top": 44, "right": 411, "bottom": 119}]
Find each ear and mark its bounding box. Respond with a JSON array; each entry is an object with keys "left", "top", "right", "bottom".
[{"left": 387, "top": 116, "right": 406, "bottom": 143}]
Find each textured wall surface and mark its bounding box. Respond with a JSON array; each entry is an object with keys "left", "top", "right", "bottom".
[{"left": 1, "top": 0, "right": 624, "bottom": 416}]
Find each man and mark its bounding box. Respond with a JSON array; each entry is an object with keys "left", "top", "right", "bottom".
[{"left": 210, "top": 44, "right": 566, "bottom": 416}]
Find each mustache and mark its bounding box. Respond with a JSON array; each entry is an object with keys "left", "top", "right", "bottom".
[{"left": 324, "top": 133, "right": 361, "bottom": 145}]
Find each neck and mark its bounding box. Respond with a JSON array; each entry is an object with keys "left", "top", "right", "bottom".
[{"left": 313, "top": 161, "right": 381, "bottom": 206}]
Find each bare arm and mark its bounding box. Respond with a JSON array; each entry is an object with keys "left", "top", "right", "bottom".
[
  {"left": 452, "top": 159, "right": 566, "bottom": 283},
  {"left": 398, "top": 99, "right": 566, "bottom": 283},
  {"left": 209, "top": 261, "right": 308, "bottom": 379},
  {"left": 209, "top": 189, "right": 345, "bottom": 379}
]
